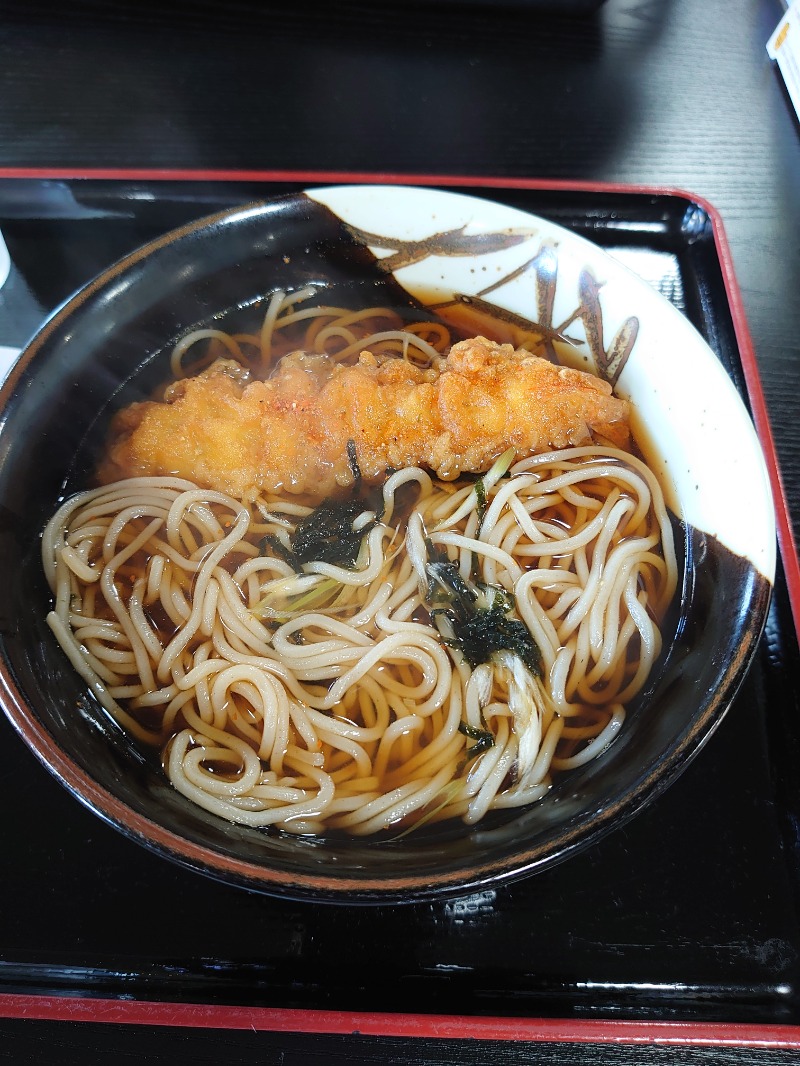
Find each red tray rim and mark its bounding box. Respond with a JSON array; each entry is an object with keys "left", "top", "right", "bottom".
[
  {"left": 1, "top": 994, "right": 800, "bottom": 1049},
  {"left": 0, "top": 166, "right": 798, "bottom": 1046}
]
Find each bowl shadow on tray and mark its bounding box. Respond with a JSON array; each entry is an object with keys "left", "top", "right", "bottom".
[{"left": 0, "top": 193, "right": 771, "bottom": 904}]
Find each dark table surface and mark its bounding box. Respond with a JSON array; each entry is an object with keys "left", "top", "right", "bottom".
[{"left": 1, "top": 0, "right": 799, "bottom": 1063}]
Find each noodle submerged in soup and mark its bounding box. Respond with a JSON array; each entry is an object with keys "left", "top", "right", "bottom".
[{"left": 42, "top": 290, "right": 678, "bottom": 836}]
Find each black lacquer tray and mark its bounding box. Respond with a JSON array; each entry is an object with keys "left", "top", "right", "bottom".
[{"left": 0, "top": 172, "right": 799, "bottom": 1049}]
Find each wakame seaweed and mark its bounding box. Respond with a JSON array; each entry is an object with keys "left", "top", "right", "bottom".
[
  {"left": 425, "top": 540, "right": 478, "bottom": 615},
  {"left": 291, "top": 499, "right": 376, "bottom": 567},
  {"left": 259, "top": 533, "right": 303, "bottom": 572},
  {"left": 424, "top": 543, "right": 542, "bottom": 677},
  {"left": 260, "top": 440, "right": 383, "bottom": 570},
  {"left": 459, "top": 721, "right": 495, "bottom": 760},
  {"left": 346, "top": 438, "right": 362, "bottom": 484},
  {"left": 448, "top": 599, "right": 542, "bottom": 676}
]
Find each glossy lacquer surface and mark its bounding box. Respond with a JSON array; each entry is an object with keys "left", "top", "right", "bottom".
[{"left": 0, "top": 180, "right": 797, "bottom": 1048}]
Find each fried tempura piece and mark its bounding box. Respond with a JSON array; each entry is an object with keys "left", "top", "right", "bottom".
[{"left": 99, "top": 336, "right": 630, "bottom": 498}]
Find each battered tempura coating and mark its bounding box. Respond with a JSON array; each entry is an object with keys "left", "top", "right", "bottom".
[{"left": 99, "top": 337, "right": 630, "bottom": 499}]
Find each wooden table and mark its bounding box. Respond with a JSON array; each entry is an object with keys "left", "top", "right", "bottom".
[{"left": 0, "top": 0, "right": 798, "bottom": 1062}]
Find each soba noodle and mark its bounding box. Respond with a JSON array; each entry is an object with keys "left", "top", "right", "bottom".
[{"left": 42, "top": 290, "right": 678, "bottom": 835}]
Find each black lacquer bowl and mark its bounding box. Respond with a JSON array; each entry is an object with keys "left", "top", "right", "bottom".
[{"left": 0, "top": 186, "right": 775, "bottom": 903}]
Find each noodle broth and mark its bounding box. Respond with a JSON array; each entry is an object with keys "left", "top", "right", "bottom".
[{"left": 43, "top": 284, "right": 680, "bottom": 839}]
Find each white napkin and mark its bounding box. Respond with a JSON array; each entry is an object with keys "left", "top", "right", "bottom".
[{"left": 768, "top": 3, "right": 800, "bottom": 121}]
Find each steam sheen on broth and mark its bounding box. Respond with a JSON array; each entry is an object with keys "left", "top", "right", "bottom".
[{"left": 42, "top": 288, "right": 678, "bottom": 836}]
